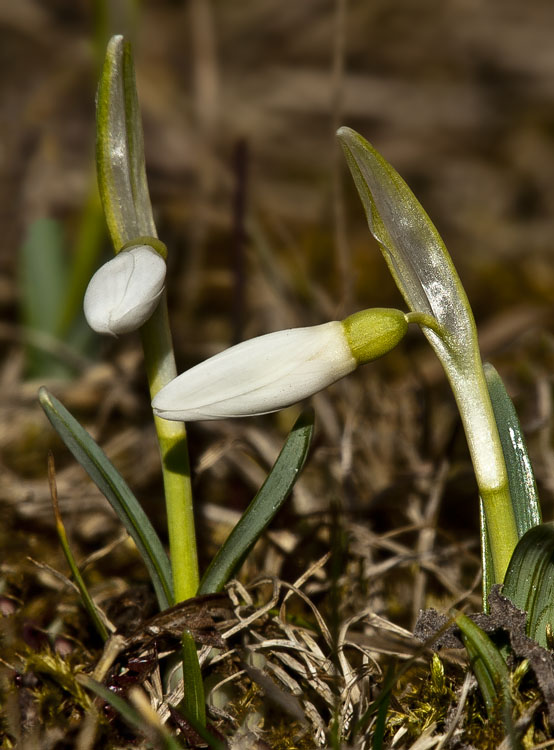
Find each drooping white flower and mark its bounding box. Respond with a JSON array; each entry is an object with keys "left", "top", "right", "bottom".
[
  {"left": 152, "top": 308, "right": 407, "bottom": 421},
  {"left": 84, "top": 244, "right": 166, "bottom": 336}
]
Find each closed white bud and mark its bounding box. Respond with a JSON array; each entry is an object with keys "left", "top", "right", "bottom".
[
  {"left": 152, "top": 309, "right": 407, "bottom": 421},
  {"left": 84, "top": 245, "right": 166, "bottom": 336}
]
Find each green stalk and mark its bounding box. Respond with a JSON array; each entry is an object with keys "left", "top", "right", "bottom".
[
  {"left": 140, "top": 292, "right": 199, "bottom": 603},
  {"left": 141, "top": 293, "right": 205, "bottom": 726},
  {"left": 96, "top": 34, "right": 204, "bottom": 725},
  {"left": 451, "top": 365, "right": 518, "bottom": 583}
]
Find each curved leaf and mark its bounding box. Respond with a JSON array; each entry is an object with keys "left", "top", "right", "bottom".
[
  {"left": 198, "top": 409, "right": 314, "bottom": 594},
  {"left": 96, "top": 35, "right": 157, "bottom": 250},
  {"left": 80, "top": 676, "right": 186, "bottom": 750},
  {"left": 480, "top": 364, "right": 541, "bottom": 608},
  {"left": 484, "top": 363, "right": 541, "bottom": 538},
  {"left": 338, "top": 126, "right": 516, "bottom": 584},
  {"left": 455, "top": 612, "right": 513, "bottom": 726},
  {"left": 39, "top": 387, "right": 173, "bottom": 610},
  {"left": 503, "top": 523, "right": 554, "bottom": 648},
  {"left": 337, "top": 127, "right": 477, "bottom": 363}
]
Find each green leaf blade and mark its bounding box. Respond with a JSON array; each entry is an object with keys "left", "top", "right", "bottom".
[
  {"left": 198, "top": 409, "right": 314, "bottom": 595},
  {"left": 80, "top": 676, "right": 185, "bottom": 750},
  {"left": 503, "top": 523, "right": 554, "bottom": 648},
  {"left": 96, "top": 35, "right": 156, "bottom": 250},
  {"left": 454, "top": 612, "right": 512, "bottom": 723},
  {"left": 39, "top": 387, "right": 173, "bottom": 610},
  {"left": 484, "top": 363, "right": 541, "bottom": 538}
]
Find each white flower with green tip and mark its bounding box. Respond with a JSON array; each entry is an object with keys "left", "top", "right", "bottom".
[
  {"left": 84, "top": 244, "right": 166, "bottom": 336},
  {"left": 152, "top": 308, "right": 407, "bottom": 421}
]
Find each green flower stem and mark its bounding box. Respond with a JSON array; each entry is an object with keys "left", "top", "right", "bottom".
[
  {"left": 453, "top": 365, "right": 518, "bottom": 583},
  {"left": 140, "top": 292, "right": 199, "bottom": 602},
  {"left": 141, "top": 286, "right": 205, "bottom": 730}
]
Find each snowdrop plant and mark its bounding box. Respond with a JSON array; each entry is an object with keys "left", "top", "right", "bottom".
[
  {"left": 335, "top": 128, "right": 554, "bottom": 635},
  {"left": 37, "top": 35, "right": 409, "bottom": 729},
  {"left": 35, "top": 30, "right": 554, "bottom": 743}
]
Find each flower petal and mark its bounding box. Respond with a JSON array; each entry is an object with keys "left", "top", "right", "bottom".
[
  {"left": 84, "top": 245, "right": 166, "bottom": 336},
  {"left": 152, "top": 322, "right": 356, "bottom": 421}
]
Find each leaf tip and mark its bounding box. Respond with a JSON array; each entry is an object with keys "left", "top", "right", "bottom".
[{"left": 38, "top": 385, "right": 51, "bottom": 407}]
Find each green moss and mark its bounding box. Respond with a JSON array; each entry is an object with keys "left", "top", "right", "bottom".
[{"left": 386, "top": 656, "right": 455, "bottom": 740}]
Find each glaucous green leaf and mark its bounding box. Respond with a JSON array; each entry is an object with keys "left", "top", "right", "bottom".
[
  {"left": 96, "top": 35, "right": 156, "bottom": 250},
  {"left": 337, "top": 127, "right": 478, "bottom": 367},
  {"left": 455, "top": 612, "right": 513, "bottom": 724},
  {"left": 198, "top": 409, "right": 314, "bottom": 594},
  {"left": 484, "top": 363, "right": 541, "bottom": 538},
  {"left": 503, "top": 523, "right": 554, "bottom": 648},
  {"left": 479, "top": 497, "right": 494, "bottom": 612},
  {"left": 338, "top": 127, "right": 517, "bottom": 586},
  {"left": 39, "top": 387, "right": 173, "bottom": 610}
]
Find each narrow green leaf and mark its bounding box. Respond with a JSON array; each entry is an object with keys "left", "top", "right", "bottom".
[
  {"left": 479, "top": 497, "right": 494, "bottom": 612},
  {"left": 503, "top": 523, "right": 554, "bottom": 648},
  {"left": 484, "top": 363, "right": 541, "bottom": 538},
  {"left": 96, "top": 35, "right": 156, "bottom": 250},
  {"left": 454, "top": 612, "right": 513, "bottom": 724},
  {"left": 38, "top": 387, "right": 173, "bottom": 610},
  {"left": 198, "top": 409, "right": 314, "bottom": 594},
  {"left": 371, "top": 668, "right": 393, "bottom": 750},
  {"left": 180, "top": 631, "right": 206, "bottom": 729},
  {"left": 49, "top": 453, "right": 110, "bottom": 642},
  {"left": 20, "top": 218, "right": 72, "bottom": 378}
]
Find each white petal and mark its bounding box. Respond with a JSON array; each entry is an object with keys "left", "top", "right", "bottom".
[
  {"left": 84, "top": 245, "right": 166, "bottom": 335},
  {"left": 152, "top": 322, "right": 356, "bottom": 421}
]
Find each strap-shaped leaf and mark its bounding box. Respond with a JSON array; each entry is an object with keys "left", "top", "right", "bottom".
[
  {"left": 39, "top": 387, "right": 173, "bottom": 610},
  {"left": 198, "top": 409, "right": 314, "bottom": 594},
  {"left": 455, "top": 612, "right": 513, "bottom": 725},
  {"left": 479, "top": 497, "right": 494, "bottom": 612},
  {"left": 480, "top": 364, "right": 541, "bottom": 607},
  {"left": 484, "top": 363, "right": 541, "bottom": 538},
  {"left": 96, "top": 35, "right": 157, "bottom": 250},
  {"left": 503, "top": 523, "right": 554, "bottom": 648}
]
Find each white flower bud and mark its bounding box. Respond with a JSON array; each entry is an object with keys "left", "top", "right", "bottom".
[
  {"left": 84, "top": 245, "right": 166, "bottom": 336},
  {"left": 152, "top": 309, "right": 407, "bottom": 421}
]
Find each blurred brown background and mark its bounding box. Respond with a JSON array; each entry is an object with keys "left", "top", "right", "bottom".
[{"left": 3, "top": 0, "right": 554, "bottom": 312}]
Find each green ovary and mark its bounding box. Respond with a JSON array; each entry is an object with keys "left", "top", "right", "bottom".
[{"left": 342, "top": 308, "right": 408, "bottom": 365}]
